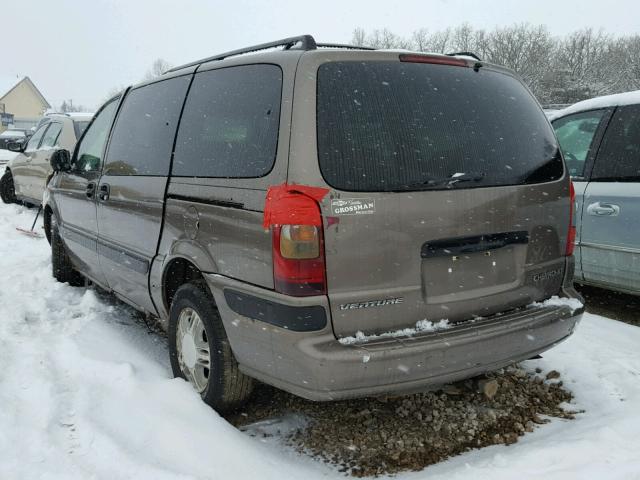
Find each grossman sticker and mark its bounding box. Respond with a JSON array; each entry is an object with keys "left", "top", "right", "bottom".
[{"left": 331, "top": 198, "right": 375, "bottom": 215}]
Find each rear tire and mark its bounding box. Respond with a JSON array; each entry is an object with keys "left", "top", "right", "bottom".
[
  {"left": 169, "top": 281, "right": 253, "bottom": 412},
  {"left": 51, "top": 216, "right": 84, "bottom": 286},
  {"left": 0, "top": 170, "right": 17, "bottom": 204}
]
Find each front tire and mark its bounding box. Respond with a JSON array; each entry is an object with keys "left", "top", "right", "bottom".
[
  {"left": 0, "top": 170, "right": 17, "bottom": 204},
  {"left": 51, "top": 216, "right": 84, "bottom": 286},
  {"left": 169, "top": 281, "right": 253, "bottom": 412}
]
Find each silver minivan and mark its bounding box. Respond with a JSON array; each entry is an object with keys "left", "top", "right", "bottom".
[
  {"left": 46, "top": 35, "right": 583, "bottom": 412},
  {"left": 551, "top": 91, "right": 640, "bottom": 296}
]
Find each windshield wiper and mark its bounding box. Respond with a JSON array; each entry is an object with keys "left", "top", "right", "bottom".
[{"left": 397, "top": 172, "right": 486, "bottom": 191}]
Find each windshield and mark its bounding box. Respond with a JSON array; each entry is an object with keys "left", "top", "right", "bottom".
[{"left": 317, "top": 61, "right": 563, "bottom": 191}]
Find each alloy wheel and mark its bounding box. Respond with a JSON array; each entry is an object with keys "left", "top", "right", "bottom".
[{"left": 176, "top": 307, "right": 211, "bottom": 393}]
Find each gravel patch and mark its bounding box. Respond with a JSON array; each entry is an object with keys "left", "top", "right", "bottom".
[{"left": 227, "top": 365, "right": 578, "bottom": 477}]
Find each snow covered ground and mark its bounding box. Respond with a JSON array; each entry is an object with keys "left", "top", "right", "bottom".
[{"left": 0, "top": 199, "right": 639, "bottom": 479}]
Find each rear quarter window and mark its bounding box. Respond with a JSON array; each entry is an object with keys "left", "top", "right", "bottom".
[
  {"left": 317, "top": 61, "right": 563, "bottom": 192},
  {"left": 552, "top": 110, "right": 606, "bottom": 178},
  {"left": 172, "top": 64, "right": 282, "bottom": 178},
  {"left": 591, "top": 104, "right": 640, "bottom": 181}
]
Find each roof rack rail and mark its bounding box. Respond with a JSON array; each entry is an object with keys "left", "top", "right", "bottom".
[
  {"left": 167, "top": 34, "right": 318, "bottom": 73},
  {"left": 316, "top": 43, "right": 375, "bottom": 51},
  {"left": 445, "top": 51, "right": 482, "bottom": 61}
]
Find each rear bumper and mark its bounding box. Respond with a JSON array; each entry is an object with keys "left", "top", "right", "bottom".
[{"left": 204, "top": 273, "right": 583, "bottom": 401}]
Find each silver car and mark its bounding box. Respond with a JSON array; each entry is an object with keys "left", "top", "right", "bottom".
[
  {"left": 0, "top": 113, "right": 92, "bottom": 205},
  {"left": 551, "top": 91, "right": 640, "bottom": 295}
]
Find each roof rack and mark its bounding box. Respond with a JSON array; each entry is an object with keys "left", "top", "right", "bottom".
[
  {"left": 166, "top": 35, "right": 376, "bottom": 73},
  {"left": 446, "top": 51, "right": 482, "bottom": 61},
  {"left": 167, "top": 35, "right": 318, "bottom": 73}
]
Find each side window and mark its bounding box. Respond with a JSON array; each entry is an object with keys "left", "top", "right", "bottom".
[
  {"left": 25, "top": 124, "right": 48, "bottom": 151},
  {"left": 104, "top": 76, "right": 190, "bottom": 176},
  {"left": 552, "top": 109, "right": 606, "bottom": 178},
  {"left": 74, "top": 98, "right": 119, "bottom": 173},
  {"left": 592, "top": 105, "right": 640, "bottom": 181},
  {"left": 172, "top": 64, "right": 282, "bottom": 178},
  {"left": 40, "top": 122, "right": 63, "bottom": 149}
]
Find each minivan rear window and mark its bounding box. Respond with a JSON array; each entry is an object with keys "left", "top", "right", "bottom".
[{"left": 317, "top": 61, "right": 563, "bottom": 191}]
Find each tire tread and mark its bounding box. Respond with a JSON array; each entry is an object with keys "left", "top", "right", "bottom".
[
  {"left": 0, "top": 170, "right": 17, "bottom": 204},
  {"left": 169, "top": 281, "right": 254, "bottom": 412},
  {"left": 51, "top": 217, "right": 84, "bottom": 286}
]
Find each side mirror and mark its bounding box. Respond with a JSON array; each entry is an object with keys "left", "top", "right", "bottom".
[
  {"left": 50, "top": 149, "right": 72, "bottom": 172},
  {"left": 7, "top": 141, "right": 24, "bottom": 153}
]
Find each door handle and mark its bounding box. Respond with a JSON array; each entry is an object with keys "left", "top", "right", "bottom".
[
  {"left": 586, "top": 202, "right": 620, "bottom": 217},
  {"left": 98, "top": 183, "right": 110, "bottom": 201},
  {"left": 86, "top": 182, "right": 96, "bottom": 198}
]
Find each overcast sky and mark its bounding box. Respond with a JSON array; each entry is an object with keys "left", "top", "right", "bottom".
[{"left": 4, "top": 0, "right": 639, "bottom": 109}]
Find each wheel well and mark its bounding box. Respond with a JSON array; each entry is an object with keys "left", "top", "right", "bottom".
[
  {"left": 163, "top": 258, "right": 205, "bottom": 310},
  {"left": 43, "top": 206, "right": 53, "bottom": 244}
]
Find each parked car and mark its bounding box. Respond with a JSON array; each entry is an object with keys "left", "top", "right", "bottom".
[
  {"left": 0, "top": 113, "right": 92, "bottom": 205},
  {"left": 44, "top": 35, "right": 583, "bottom": 412},
  {"left": 551, "top": 91, "right": 640, "bottom": 296},
  {"left": 0, "top": 128, "right": 31, "bottom": 150},
  {"left": 34, "top": 112, "right": 93, "bottom": 138}
]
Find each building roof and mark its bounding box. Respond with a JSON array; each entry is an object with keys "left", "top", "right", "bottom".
[
  {"left": 0, "top": 75, "right": 21, "bottom": 98},
  {"left": 0, "top": 75, "right": 51, "bottom": 109}
]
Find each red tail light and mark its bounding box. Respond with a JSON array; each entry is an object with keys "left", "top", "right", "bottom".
[
  {"left": 566, "top": 181, "right": 576, "bottom": 256},
  {"left": 399, "top": 53, "right": 469, "bottom": 67},
  {"left": 272, "top": 224, "right": 327, "bottom": 296}
]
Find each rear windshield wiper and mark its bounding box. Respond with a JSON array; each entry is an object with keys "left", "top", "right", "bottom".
[{"left": 396, "top": 172, "right": 486, "bottom": 191}]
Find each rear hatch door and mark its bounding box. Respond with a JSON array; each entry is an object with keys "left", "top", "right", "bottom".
[{"left": 293, "top": 53, "right": 570, "bottom": 339}]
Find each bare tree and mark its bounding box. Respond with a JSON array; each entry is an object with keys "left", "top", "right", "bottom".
[
  {"left": 59, "top": 99, "right": 91, "bottom": 113},
  {"left": 143, "top": 58, "right": 172, "bottom": 80},
  {"left": 483, "top": 24, "right": 555, "bottom": 98},
  {"left": 352, "top": 28, "right": 411, "bottom": 49},
  {"left": 450, "top": 23, "right": 477, "bottom": 53},
  {"left": 352, "top": 27, "right": 367, "bottom": 47},
  {"left": 411, "top": 28, "right": 429, "bottom": 52},
  {"left": 426, "top": 28, "right": 452, "bottom": 53},
  {"left": 352, "top": 24, "right": 640, "bottom": 104}
]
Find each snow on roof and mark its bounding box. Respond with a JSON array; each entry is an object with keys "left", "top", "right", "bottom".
[
  {"left": 0, "top": 75, "right": 23, "bottom": 99},
  {"left": 550, "top": 90, "right": 640, "bottom": 120}
]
